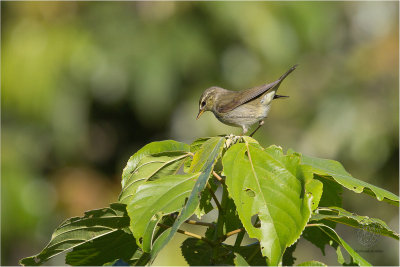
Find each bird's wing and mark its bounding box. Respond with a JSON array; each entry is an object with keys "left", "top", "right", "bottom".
[{"left": 216, "top": 64, "right": 297, "bottom": 113}]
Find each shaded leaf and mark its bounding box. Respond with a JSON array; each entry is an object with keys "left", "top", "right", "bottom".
[
  {"left": 315, "top": 175, "right": 343, "bottom": 208},
  {"left": 235, "top": 243, "right": 266, "bottom": 266},
  {"left": 150, "top": 137, "right": 225, "bottom": 261},
  {"left": 282, "top": 242, "right": 297, "bottom": 266},
  {"left": 301, "top": 176, "right": 342, "bottom": 255},
  {"left": 311, "top": 224, "right": 371, "bottom": 266},
  {"left": 20, "top": 203, "right": 131, "bottom": 266},
  {"left": 181, "top": 238, "right": 265, "bottom": 266},
  {"left": 300, "top": 154, "right": 399, "bottom": 206},
  {"left": 223, "top": 142, "right": 313, "bottom": 265},
  {"left": 127, "top": 173, "right": 199, "bottom": 252},
  {"left": 302, "top": 222, "right": 335, "bottom": 256},
  {"left": 65, "top": 229, "right": 140, "bottom": 266},
  {"left": 311, "top": 207, "right": 399, "bottom": 240},
  {"left": 181, "top": 238, "right": 234, "bottom": 265},
  {"left": 224, "top": 197, "right": 243, "bottom": 233},
  {"left": 119, "top": 140, "right": 190, "bottom": 204}
]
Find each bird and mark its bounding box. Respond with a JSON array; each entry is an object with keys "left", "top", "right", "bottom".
[{"left": 196, "top": 64, "right": 297, "bottom": 137}]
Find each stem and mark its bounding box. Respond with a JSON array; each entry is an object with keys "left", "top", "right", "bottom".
[
  {"left": 207, "top": 183, "right": 222, "bottom": 212},
  {"left": 212, "top": 171, "right": 225, "bottom": 184},
  {"left": 234, "top": 229, "right": 246, "bottom": 248},
  {"left": 305, "top": 223, "right": 321, "bottom": 227},
  {"left": 215, "top": 184, "right": 229, "bottom": 239},
  {"left": 218, "top": 227, "right": 245, "bottom": 243},
  {"left": 157, "top": 223, "right": 214, "bottom": 245},
  {"left": 185, "top": 220, "right": 214, "bottom": 228}
]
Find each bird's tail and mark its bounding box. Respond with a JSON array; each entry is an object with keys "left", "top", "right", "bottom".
[
  {"left": 273, "top": 94, "right": 289, "bottom": 99},
  {"left": 270, "top": 64, "right": 298, "bottom": 95},
  {"left": 278, "top": 64, "right": 298, "bottom": 82}
]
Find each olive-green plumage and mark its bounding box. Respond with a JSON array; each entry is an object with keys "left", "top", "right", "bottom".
[{"left": 197, "top": 65, "right": 297, "bottom": 136}]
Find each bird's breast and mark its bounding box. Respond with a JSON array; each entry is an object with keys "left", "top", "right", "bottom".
[{"left": 213, "top": 102, "right": 271, "bottom": 128}]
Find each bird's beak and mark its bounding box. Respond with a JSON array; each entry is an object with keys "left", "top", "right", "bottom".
[{"left": 196, "top": 110, "right": 205, "bottom": 120}]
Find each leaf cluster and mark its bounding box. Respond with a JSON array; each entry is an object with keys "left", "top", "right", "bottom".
[{"left": 20, "top": 136, "right": 399, "bottom": 266}]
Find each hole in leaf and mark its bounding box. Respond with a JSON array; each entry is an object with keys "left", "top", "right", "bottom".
[
  {"left": 251, "top": 214, "right": 260, "bottom": 228},
  {"left": 353, "top": 186, "right": 357, "bottom": 189},
  {"left": 244, "top": 188, "right": 256, "bottom": 197},
  {"left": 139, "top": 237, "right": 143, "bottom": 243}
]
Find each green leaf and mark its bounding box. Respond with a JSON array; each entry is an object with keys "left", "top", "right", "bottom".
[
  {"left": 315, "top": 175, "right": 343, "bottom": 208},
  {"left": 235, "top": 243, "right": 266, "bottom": 266},
  {"left": 181, "top": 238, "right": 234, "bottom": 265},
  {"left": 311, "top": 207, "right": 399, "bottom": 240},
  {"left": 150, "top": 137, "right": 225, "bottom": 261},
  {"left": 189, "top": 137, "right": 224, "bottom": 173},
  {"left": 297, "top": 260, "right": 327, "bottom": 266},
  {"left": 282, "top": 242, "right": 297, "bottom": 266},
  {"left": 223, "top": 142, "right": 313, "bottom": 266},
  {"left": 127, "top": 173, "right": 199, "bottom": 252},
  {"left": 119, "top": 140, "right": 190, "bottom": 204},
  {"left": 301, "top": 176, "right": 342, "bottom": 255},
  {"left": 184, "top": 137, "right": 211, "bottom": 173},
  {"left": 181, "top": 238, "right": 265, "bottom": 266},
  {"left": 301, "top": 154, "right": 399, "bottom": 206},
  {"left": 311, "top": 224, "right": 372, "bottom": 266},
  {"left": 234, "top": 253, "right": 250, "bottom": 266},
  {"left": 65, "top": 229, "right": 141, "bottom": 266},
  {"left": 224, "top": 197, "right": 243, "bottom": 233},
  {"left": 20, "top": 203, "right": 132, "bottom": 266},
  {"left": 186, "top": 137, "right": 217, "bottom": 218},
  {"left": 302, "top": 222, "right": 335, "bottom": 256}
]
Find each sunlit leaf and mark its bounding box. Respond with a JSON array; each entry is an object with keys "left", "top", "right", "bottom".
[
  {"left": 301, "top": 154, "right": 399, "bottom": 206},
  {"left": 127, "top": 173, "right": 199, "bottom": 252},
  {"left": 119, "top": 140, "right": 190, "bottom": 204},
  {"left": 150, "top": 137, "right": 225, "bottom": 261},
  {"left": 223, "top": 142, "right": 313, "bottom": 265}
]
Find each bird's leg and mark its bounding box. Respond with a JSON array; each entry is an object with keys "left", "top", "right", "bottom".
[
  {"left": 241, "top": 125, "right": 248, "bottom": 136},
  {"left": 249, "top": 121, "right": 264, "bottom": 137}
]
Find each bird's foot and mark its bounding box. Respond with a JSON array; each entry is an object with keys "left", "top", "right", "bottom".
[{"left": 224, "top": 134, "right": 242, "bottom": 149}]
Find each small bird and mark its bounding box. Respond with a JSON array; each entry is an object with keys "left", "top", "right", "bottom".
[{"left": 197, "top": 64, "right": 297, "bottom": 136}]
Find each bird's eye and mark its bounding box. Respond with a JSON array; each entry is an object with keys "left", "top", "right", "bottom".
[{"left": 201, "top": 101, "right": 206, "bottom": 108}]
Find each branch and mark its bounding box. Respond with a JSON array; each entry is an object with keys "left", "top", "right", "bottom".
[
  {"left": 207, "top": 183, "right": 223, "bottom": 212},
  {"left": 157, "top": 223, "right": 214, "bottom": 245},
  {"left": 169, "top": 214, "right": 215, "bottom": 228},
  {"left": 185, "top": 220, "right": 214, "bottom": 228},
  {"left": 218, "top": 227, "right": 245, "bottom": 242},
  {"left": 212, "top": 171, "right": 225, "bottom": 184}
]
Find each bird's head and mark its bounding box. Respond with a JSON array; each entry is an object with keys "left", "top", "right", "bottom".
[{"left": 197, "top": 86, "right": 222, "bottom": 119}]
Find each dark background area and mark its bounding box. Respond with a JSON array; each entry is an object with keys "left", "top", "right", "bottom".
[{"left": 2, "top": 2, "right": 398, "bottom": 265}]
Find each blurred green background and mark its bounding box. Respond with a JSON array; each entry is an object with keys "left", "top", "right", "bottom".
[{"left": 2, "top": 1, "right": 398, "bottom": 266}]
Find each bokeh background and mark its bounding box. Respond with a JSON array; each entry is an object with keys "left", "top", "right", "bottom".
[{"left": 2, "top": 1, "right": 399, "bottom": 266}]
